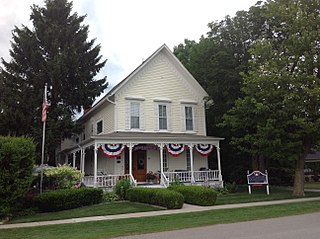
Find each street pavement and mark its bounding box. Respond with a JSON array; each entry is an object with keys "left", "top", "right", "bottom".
[
  {"left": 0, "top": 196, "right": 319, "bottom": 229},
  {"left": 114, "top": 212, "right": 320, "bottom": 239}
]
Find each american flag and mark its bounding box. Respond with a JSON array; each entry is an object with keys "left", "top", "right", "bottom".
[{"left": 41, "top": 96, "right": 49, "bottom": 122}]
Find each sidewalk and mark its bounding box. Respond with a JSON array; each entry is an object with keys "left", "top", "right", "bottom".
[{"left": 1, "top": 197, "right": 320, "bottom": 229}]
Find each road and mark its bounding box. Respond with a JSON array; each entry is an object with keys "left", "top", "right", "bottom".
[{"left": 114, "top": 212, "right": 320, "bottom": 239}]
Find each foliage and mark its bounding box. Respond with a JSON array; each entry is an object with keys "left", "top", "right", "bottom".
[
  {"left": 103, "top": 192, "right": 120, "bottom": 202},
  {"left": 42, "top": 164, "right": 82, "bottom": 190},
  {"left": 126, "top": 188, "right": 184, "bottom": 209},
  {"left": 114, "top": 178, "right": 132, "bottom": 200},
  {"left": 224, "top": 182, "right": 238, "bottom": 193},
  {"left": 0, "top": 0, "right": 107, "bottom": 164},
  {"left": 0, "top": 136, "right": 36, "bottom": 219},
  {"left": 168, "top": 185, "right": 217, "bottom": 206},
  {"left": 37, "top": 188, "right": 103, "bottom": 212}
]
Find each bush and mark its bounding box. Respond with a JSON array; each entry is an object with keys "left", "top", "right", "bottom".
[
  {"left": 224, "top": 182, "right": 238, "bottom": 193},
  {"left": 37, "top": 188, "right": 103, "bottom": 212},
  {"left": 0, "top": 136, "right": 36, "bottom": 219},
  {"left": 312, "top": 175, "right": 319, "bottom": 182},
  {"left": 114, "top": 178, "right": 132, "bottom": 200},
  {"left": 43, "top": 164, "right": 82, "bottom": 190},
  {"left": 168, "top": 185, "right": 217, "bottom": 206},
  {"left": 103, "top": 192, "right": 119, "bottom": 202},
  {"left": 127, "top": 188, "right": 184, "bottom": 209}
]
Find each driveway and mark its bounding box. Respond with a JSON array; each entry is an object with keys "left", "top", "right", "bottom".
[{"left": 114, "top": 212, "right": 320, "bottom": 239}]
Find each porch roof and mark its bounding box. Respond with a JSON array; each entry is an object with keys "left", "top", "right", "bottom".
[{"left": 92, "top": 131, "right": 223, "bottom": 144}]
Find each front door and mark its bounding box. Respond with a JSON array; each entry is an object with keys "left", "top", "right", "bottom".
[{"left": 133, "top": 150, "right": 147, "bottom": 182}]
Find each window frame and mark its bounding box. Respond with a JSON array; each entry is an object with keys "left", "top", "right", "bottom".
[
  {"left": 158, "top": 104, "right": 168, "bottom": 130},
  {"left": 185, "top": 106, "right": 194, "bottom": 131},
  {"left": 130, "top": 102, "right": 140, "bottom": 129},
  {"left": 96, "top": 120, "right": 103, "bottom": 134}
]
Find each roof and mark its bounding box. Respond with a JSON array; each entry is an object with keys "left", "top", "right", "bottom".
[{"left": 79, "top": 44, "right": 208, "bottom": 121}]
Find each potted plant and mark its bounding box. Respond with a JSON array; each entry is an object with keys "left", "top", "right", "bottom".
[{"left": 146, "top": 171, "right": 157, "bottom": 183}]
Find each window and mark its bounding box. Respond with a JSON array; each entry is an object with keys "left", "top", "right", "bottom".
[
  {"left": 163, "top": 150, "right": 169, "bottom": 172},
  {"left": 130, "top": 102, "right": 140, "bottom": 129},
  {"left": 185, "top": 106, "right": 193, "bottom": 131},
  {"left": 186, "top": 150, "right": 191, "bottom": 171},
  {"left": 159, "top": 104, "right": 167, "bottom": 130},
  {"left": 96, "top": 120, "right": 103, "bottom": 134}
]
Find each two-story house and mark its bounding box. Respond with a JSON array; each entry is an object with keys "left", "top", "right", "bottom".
[{"left": 60, "top": 44, "right": 224, "bottom": 188}]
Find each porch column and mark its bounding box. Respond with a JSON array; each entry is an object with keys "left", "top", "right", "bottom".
[
  {"left": 216, "top": 144, "right": 223, "bottom": 182},
  {"left": 129, "top": 143, "right": 133, "bottom": 177},
  {"left": 189, "top": 144, "right": 195, "bottom": 184},
  {"left": 159, "top": 143, "right": 164, "bottom": 185},
  {"left": 81, "top": 148, "right": 86, "bottom": 174},
  {"left": 94, "top": 144, "right": 98, "bottom": 188},
  {"left": 72, "top": 152, "right": 76, "bottom": 168}
]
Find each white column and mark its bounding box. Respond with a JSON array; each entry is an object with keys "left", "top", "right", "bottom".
[
  {"left": 189, "top": 144, "right": 195, "bottom": 184},
  {"left": 129, "top": 143, "right": 133, "bottom": 177},
  {"left": 72, "top": 152, "right": 76, "bottom": 168},
  {"left": 216, "top": 144, "right": 223, "bottom": 182},
  {"left": 159, "top": 143, "right": 164, "bottom": 185},
  {"left": 94, "top": 144, "right": 98, "bottom": 188},
  {"left": 81, "top": 149, "right": 86, "bottom": 174}
]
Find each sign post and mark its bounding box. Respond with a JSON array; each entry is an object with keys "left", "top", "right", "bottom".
[{"left": 247, "top": 170, "right": 269, "bottom": 195}]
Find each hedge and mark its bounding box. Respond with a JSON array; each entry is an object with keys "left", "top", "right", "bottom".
[
  {"left": 168, "top": 185, "right": 217, "bottom": 206},
  {"left": 37, "top": 188, "right": 103, "bottom": 212},
  {"left": 0, "top": 136, "right": 36, "bottom": 219},
  {"left": 126, "top": 188, "right": 184, "bottom": 209}
]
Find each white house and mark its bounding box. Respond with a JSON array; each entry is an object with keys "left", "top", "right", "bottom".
[{"left": 59, "top": 44, "right": 224, "bottom": 188}]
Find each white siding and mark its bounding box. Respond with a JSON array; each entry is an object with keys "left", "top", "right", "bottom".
[{"left": 115, "top": 52, "right": 207, "bottom": 136}]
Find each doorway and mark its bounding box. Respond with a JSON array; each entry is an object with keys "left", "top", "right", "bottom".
[{"left": 133, "top": 150, "right": 147, "bottom": 182}]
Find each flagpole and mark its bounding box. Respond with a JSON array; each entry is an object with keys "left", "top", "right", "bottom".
[{"left": 40, "top": 83, "right": 48, "bottom": 194}]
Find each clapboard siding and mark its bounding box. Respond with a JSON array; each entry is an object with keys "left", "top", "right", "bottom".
[{"left": 115, "top": 52, "right": 207, "bottom": 135}]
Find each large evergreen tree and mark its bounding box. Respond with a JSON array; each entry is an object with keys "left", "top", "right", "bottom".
[{"left": 0, "top": 0, "right": 107, "bottom": 164}]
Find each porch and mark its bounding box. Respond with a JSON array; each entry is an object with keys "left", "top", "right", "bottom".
[
  {"left": 82, "top": 170, "right": 222, "bottom": 188},
  {"left": 62, "top": 132, "right": 224, "bottom": 189}
]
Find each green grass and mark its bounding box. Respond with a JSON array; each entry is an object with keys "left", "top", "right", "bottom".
[
  {"left": 8, "top": 202, "right": 162, "bottom": 224},
  {"left": 305, "top": 182, "right": 320, "bottom": 189},
  {"left": 1, "top": 200, "right": 320, "bottom": 239},
  {"left": 216, "top": 186, "right": 320, "bottom": 205}
]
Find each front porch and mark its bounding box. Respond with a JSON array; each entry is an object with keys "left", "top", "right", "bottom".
[{"left": 62, "top": 132, "right": 224, "bottom": 189}]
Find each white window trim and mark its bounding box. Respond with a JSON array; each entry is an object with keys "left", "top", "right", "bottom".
[
  {"left": 182, "top": 104, "right": 196, "bottom": 132},
  {"left": 130, "top": 102, "right": 140, "bottom": 130},
  {"left": 155, "top": 101, "right": 171, "bottom": 131}
]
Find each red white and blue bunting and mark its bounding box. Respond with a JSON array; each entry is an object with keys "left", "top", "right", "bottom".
[
  {"left": 99, "top": 144, "right": 125, "bottom": 158},
  {"left": 195, "top": 144, "right": 214, "bottom": 156},
  {"left": 166, "top": 144, "right": 185, "bottom": 157}
]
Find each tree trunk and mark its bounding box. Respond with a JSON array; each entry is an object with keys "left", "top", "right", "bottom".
[{"left": 292, "top": 156, "right": 305, "bottom": 196}]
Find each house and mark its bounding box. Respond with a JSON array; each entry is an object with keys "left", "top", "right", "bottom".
[{"left": 59, "top": 44, "right": 224, "bottom": 188}]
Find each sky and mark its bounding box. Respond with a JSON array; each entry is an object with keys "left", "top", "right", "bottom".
[{"left": 0, "top": 0, "right": 259, "bottom": 95}]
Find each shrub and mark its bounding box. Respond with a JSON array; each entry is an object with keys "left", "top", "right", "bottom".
[
  {"left": 37, "top": 188, "right": 103, "bottom": 212},
  {"left": 127, "top": 188, "right": 184, "bottom": 209},
  {"left": 43, "top": 164, "right": 82, "bottom": 190},
  {"left": 224, "top": 182, "right": 238, "bottom": 193},
  {"left": 103, "top": 192, "right": 119, "bottom": 202},
  {"left": 169, "top": 185, "right": 217, "bottom": 206},
  {"left": 114, "top": 178, "right": 132, "bottom": 200},
  {"left": 0, "top": 136, "right": 36, "bottom": 219},
  {"left": 312, "top": 175, "right": 319, "bottom": 182}
]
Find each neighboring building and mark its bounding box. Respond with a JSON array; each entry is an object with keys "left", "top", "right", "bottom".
[{"left": 59, "top": 44, "right": 224, "bottom": 188}]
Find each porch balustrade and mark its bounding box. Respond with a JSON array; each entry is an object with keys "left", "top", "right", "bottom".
[{"left": 83, "top": 174, "right": 130, "bottom": 188}]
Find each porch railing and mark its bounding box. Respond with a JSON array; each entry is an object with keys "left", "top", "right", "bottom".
[
  {"left": 164, "top": 170, "right": 219, "bottom": 183},
  {"left": 83, "top": 174, "right": 130, "bottom": 188}
]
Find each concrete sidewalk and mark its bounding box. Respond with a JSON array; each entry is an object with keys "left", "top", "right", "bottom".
[{"left": 1, "top": 197, "right": 320, "bottom": 229}]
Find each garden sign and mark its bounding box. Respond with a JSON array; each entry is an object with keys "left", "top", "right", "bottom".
[{"left": 247, "top": 170, "right": 270, "bottom": 195}]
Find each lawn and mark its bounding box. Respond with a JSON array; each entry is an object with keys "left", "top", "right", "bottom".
[
  {"left": 8, "top": 202, "right": 163, "bottom": 224},
  {"left": 305, "top": 182, "right": 320, "bottom": 189},
  {"left": 1, "top": 200, "right": 320, "bottom": 239},
  {"left": 216, "top": 186, "right": 320, "bottom": 205}
]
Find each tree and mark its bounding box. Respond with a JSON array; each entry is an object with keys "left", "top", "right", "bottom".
[
  {"left": 174, "top": 2, "right": 267, "bottom": 183},
  {"left": 0, "top": 0, "right": 107, "bottom": 164},
  {"left": 223, "top": 0, "right": 320, "bottom": 195}
]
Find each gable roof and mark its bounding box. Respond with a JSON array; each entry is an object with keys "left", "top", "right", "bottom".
[{"left": 81, "top": 44, "right": 208, "bottom": 120}]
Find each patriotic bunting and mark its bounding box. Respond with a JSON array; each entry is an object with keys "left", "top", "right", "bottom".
[
  {"left": 99, "top": 144, "right": 125, "bottom": 158},
  {"left": 166, "top": 144, "right": 185, "bottom": 156},
  {"left": 195, "top": 144, "right": 214, "bottom": 156}
]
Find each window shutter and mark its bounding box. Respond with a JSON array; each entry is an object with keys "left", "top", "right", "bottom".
[
  {"left": 140, "top": 102, "right": 145, "bottom": 130},
  {"left": 125, "top": 101, "right": 130, "bottom": 130},
  {"left": 167, "top": 104, "right": 172, "bottom": 131},
  {"left": 154, "top": 103, "right": 159, "bottom": 131}
]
